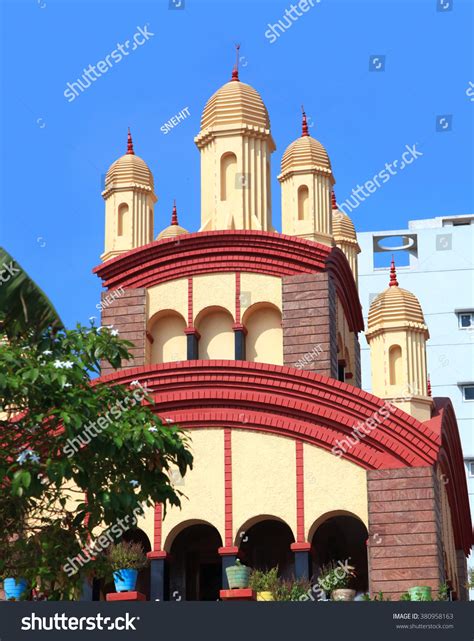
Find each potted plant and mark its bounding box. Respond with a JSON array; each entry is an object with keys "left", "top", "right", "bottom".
[
  {"left": 408, "top": 585, "right": 432, "bottom": 601},
  {"left": 0, "top": 544, "right": 30, "bottom": 601},
  {"left": 226, "top": 559, "right": 250, "bottom": 590},
  {"left": 274, "top": 577, "right": 312, "bottom": 601},
  {"left": 249, "top": 566, "right": 279, "bottom": 601},
  {"left": 317, "top": 561, "right": 357, "bottom": 601},
  {"left": 108, "top": 542, "right": 148, "bottom": 593}
]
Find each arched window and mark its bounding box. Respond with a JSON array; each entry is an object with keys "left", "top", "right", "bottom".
[
  {"left": 196, "top": 306, "right": 234, "bottom": 359},
  {"left": 297, "top": 185, "right": 309, "bottom": 221},
  {"left": 389, "top": 345, "right": 402, "bottom": 385},
  {"left": 148, "top": 208, "right": 153, "bottom": 240},
  {"left": 117, "top": 203, "right": 129, "bottom": 237},
  {"left": 148, "top": 311, "right": 187, "bottom": 364},
  {"left": 243, "top": 303, "right": 283, "bottom": 365},
  {"left": 220, "top": 153, "right": 237, "bottom": 201}
]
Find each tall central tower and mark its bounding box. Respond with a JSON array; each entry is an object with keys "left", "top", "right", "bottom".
[{"left": 194, "top": 58, "right": 276, "bottom": 232}]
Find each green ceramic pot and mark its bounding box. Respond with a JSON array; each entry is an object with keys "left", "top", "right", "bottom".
[
  {"left": 408, "top": 586, "right": 432, "bottom": 601},
  {"left": 226, "top": 564, "right": 250, "bottom": 589}
]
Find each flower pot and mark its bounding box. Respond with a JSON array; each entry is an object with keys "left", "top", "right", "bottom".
[
  {"left": 408, "top": 586, "right": 432, "bottom": 601},
  {"left": 331, "top": 588, "right": 356, "bottom": 601},
  {"left": 4, "top": 577, "right": 28, "bottom": 601},
  {"left": 225, "top": 564, "right": 250, "bottom": 589},
  {"left": 113, "top": 569, "right": 138, "bottom": 592},
  {"left": 257, "top": 590, "right": 274, "bottom": 601}
]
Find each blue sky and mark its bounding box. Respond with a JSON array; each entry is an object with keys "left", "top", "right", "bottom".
[{"left": 1, "top": 0, "right": 473, "bottom": 327}]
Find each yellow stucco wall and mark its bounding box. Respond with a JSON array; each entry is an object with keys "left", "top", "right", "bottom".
[
  {"left": 162, "top": 429, "right": 225, "bottom": 550},
  {"left": 232, "top": 430, "right": 297, "bottom": 542},
  {"left": 147, "top": 279, "right": 188, "bottom": 323},
  {"left": 304, "top": 443, "right": 368, "bottom": 539}
]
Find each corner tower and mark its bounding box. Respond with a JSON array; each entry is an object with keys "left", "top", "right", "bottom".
[
  {"left": 366, "top": 258, "right": 432, "bottom": 422},
  {"left": 194, "top": 50, "right": 276, "bottom": 232},
  {"left": 101, "top": 129, "right": 157, "bottom": 261},
  {"left": 332, "top": 191, "right": 360, "bottom": 286},
  {"left": 278, "top": 109, "right": 334, "bottom": 247}
]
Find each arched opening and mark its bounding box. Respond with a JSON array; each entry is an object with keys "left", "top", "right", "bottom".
[
  {"left": 168, "top": 523, "right": 222, "bottom": 601},
  {"left": 148, "top": 311, "right": 187, "bottom": 364},
  {"left": 389, "top": 345, "right": 402, "bottom": 386},
  {"left": 195, "top": 306, "right": 234, "bottom": 360},
  {"left": 148, "top": 208, "right": 153, "bottom": 240},
  {"left": 243, "top": 303, "right": 283, "bottom": 365},
  {"left": 310, "top": 513, "right": 368, "bottom": 594},
  {"left": 220, "top": 152, "right": 237, "bottom": 201},
  {"left": 237, "top": 518, "right": 295, "bottom": 580},
  {"left": 117, "top": 203, "right": 129, "bottom": 237},
  {"left": 297, "top": 185, "right": 309, "bottom": 221}
]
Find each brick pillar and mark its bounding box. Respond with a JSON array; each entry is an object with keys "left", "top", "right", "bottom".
[
  {"left": 455, "top": 549, "right": 469, "bottom": 601},
  {"left": 282, "top": 272, "right": 338, "bottom": 377},
  {"left": 367, "top": 466, "right": 445, "bottom": 600},
  {"left": 100, "top": 288, "right": 146, "bottom": 376}
]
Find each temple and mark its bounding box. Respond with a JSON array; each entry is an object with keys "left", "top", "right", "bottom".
[{"left": 92, "top": 59, "right": 472, "bottom": 601}]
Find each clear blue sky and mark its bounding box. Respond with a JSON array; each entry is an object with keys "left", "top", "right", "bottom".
[{"left": 1, "top": 0, "right": 473, "bottom": 327}]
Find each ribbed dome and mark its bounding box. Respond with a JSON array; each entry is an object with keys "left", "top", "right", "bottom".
[
  {"left": 368, "top": 286, "right": 426, "bottom": 329},
  {"left": 105, "top": 153, "right": 154, "bottom": 191},
  {"left": 280, "top": 135, "right": 332, "bottom": 177},
  {"left": 201, "top": 80, "right": 270, "bottom": 131},
  {"left": 156, "top": 224, "right": 188, "bottom": 240},
  {"left": 332, "top": 210, "right": 357, "bottom": 242}
]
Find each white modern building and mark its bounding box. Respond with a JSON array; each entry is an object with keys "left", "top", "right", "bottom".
[{"left": 357, "top": 214, "right": 474, "bottom": 596}]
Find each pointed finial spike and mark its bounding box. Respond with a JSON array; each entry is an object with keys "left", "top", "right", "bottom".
[
  {"left": 389, "top": 255, "right": 399, "bottom": 287},
  {"left": 331, "top": 190, "right": 337, "bottom": 210},
  {"left": 231, "top": 43, "right": 240, "bottom": 81},
  {"left": 126, "top": 127, "right": 135, "bottom": 155},
  {"left": 427, "top": 375, "right": 432, "bottom": 397},
  {"left": 301, "top": 105, "right": 309, "bottom": 137},
  {"left": 171, "top": 200, "right": 178, "bottom": 226}
]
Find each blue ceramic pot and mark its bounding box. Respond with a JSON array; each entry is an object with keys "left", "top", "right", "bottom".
[
  {"left": 4, "top": 577, "right": 28, "bottom": 600},
  {"left": 113, "top": 569, "right": 138, "bottom": 592}
]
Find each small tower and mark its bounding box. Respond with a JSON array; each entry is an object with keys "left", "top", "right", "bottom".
[
  {"left": 194, "top": 47, "right": 276, "bottom": 232},
  {"left": 366, "top": 258, "right": 432, "bottom": 422},
  {"left": 101, "top": 129, "right": 157, "bottom": 261},
  {"left": 156, "top": 200, "right": 189, "bottom": 240},
  {"left": 332, "top": 191, "right": 361, "bottom": 286},
  {"left": 278, "top": 109, "right": 334, "bottom": 246}
]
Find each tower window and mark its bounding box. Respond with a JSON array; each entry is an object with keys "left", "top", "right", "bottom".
[
  {"left": 117, "top": 203, "right": 129, "bottom": 237},
  {"left": 297, "top": 185, "right": 309, "bottom": 221},
  {"left": 389, "top": 345, "right": 402, "bottom": 385},
  {"left": 220, "top": 152, "right": 237, "bottom": 201}
]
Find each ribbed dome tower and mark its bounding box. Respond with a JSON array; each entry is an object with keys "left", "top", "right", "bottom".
[
  {"left": 366, "top": 258, "right": 432, "bottom": 421},
  {"left": 278, "top": 109, "right": 334, "bottom": 246},
  {"left": 194, "top": 47, "right": 276, "bottom": 232},
  {"left": 156, "top": 201, "right": 189, "bottom": 240},
  {"left": 101, "top": 129, "right": 157, "bottom": 261},
  {"left": 332, "top": 191, "right": 360, "bottom": 286}
]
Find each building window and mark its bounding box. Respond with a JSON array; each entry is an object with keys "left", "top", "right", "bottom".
[
  {"left": 467, "top": 460, "right": 474, "bottom": 477},
  {"left": 117, "top": 203, "right": 129, "bottom": 237},
  {"left": 461, "top": 385, "right": 474, "bottom": 401},
  {"left": 220, "top": 152, "right": 237, "bottom": 201},
  {"left": 389, "top": 345, "right": 402, "bottom": 386},
  {"left": 297, "top": 185, "right": 309, "bottom": 221},
  {"left": 457, "top": 312, "right": 474, "bottom": 329}
]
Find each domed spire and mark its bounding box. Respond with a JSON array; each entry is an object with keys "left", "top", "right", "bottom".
[
  {"left": 231, "top": 43, "right": 240, "bottom": 82},
  {"left": 301, "top": 106, "right": 309, "bottom": 137},
  {"left": 171, "top": 199, "right": 178, "bottom": 225},
  {"left": 126, "top": 127, "right": 135, "bottom": 155},
  {"left": 389, "top": 255, "right": 399, "bottom": 287}
]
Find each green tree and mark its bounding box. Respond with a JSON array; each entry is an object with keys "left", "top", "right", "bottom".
[{"left": 0, "top": 251, "right": 192, "bottom": 599}]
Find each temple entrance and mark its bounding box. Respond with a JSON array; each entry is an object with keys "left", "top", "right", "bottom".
[
  {"left": 238, "top": 518, "right": 295, "bottom": 579},
  {"left": 169, "top": 523, "right": 222, "bottom": 601},
  {"left": 310, "top": 514, "right": 369, "bottom": 593}
]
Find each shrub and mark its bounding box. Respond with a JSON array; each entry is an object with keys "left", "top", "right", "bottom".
[{"left": 107, "top": 542, "right": 147, "bottom": 572}]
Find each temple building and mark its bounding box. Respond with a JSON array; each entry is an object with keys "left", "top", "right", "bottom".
[{"left": 92, "top": 60, "right": 472, "bottom": 601}]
